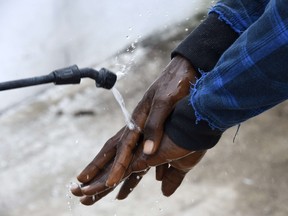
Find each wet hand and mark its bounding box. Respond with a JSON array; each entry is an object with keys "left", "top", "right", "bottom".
[
  {"left": 71, "top": 166, "right": 149, "bottom": 205},
  {"left": 74, "top": 56, "right": 197, "bottom": 189},
  {"left": 71, "top": 134, "right": 205, "bottom": 205},
  {"left": 105, "top": 56, "right": 197, "bottom": 187},
  {"left": 118, "top": 137, "right": 206, "bottom": 199}
]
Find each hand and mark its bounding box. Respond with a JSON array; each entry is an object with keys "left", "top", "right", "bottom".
[
  {"left": 71, "top": 134, "right": 206, "bottom": 205},
  {"left": 76, "top": 56, "right": 197, "bottom": 188},
  {"left": 71, "top": 167, "right": 149, "bottom": 205},
  {"left": 117, "top": 149, "right": 206, "bottom": 199},
  {"left": 126, "top": 136, "right": 206, "bottom": 198}
]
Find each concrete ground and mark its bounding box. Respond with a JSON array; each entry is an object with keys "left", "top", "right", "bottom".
[{"left": 0, "top": 12, "right": 287, "bottom": 216}]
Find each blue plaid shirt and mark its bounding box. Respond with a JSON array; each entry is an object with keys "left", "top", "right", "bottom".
[{"left": 191, "top": 0, "right": 288, "bottom": 130}]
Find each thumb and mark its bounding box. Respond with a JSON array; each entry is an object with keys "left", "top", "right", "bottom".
[{"left": 143, "top": 101, "right": 173, "bottom": 155}]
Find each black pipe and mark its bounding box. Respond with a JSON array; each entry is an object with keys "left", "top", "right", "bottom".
[
  {"left": 0, "top": 74, "right": 55, "bottom": 90},
  {"left": 0, "top": 65, "right": 117, "bottom": 91}
]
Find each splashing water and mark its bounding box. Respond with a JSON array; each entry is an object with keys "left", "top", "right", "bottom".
[
  {"left": 66, "top": 183, "right": 77, "bottom": 215},
  {"left": 115, "top": 66, "right": 128, "bottom": 81},
  {"left": 111, "top": 39, "right": 141, "bottom": 131}
]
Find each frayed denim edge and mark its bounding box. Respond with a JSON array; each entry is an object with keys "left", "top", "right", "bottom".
[
  {"left": 209, "top": 9, "right": 243, "bottom": 35},
  {"left": 189, "top": 69, "right": 226, "bottom": 132}
]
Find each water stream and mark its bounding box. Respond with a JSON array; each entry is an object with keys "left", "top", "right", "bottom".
[{"left": 111, "top": 87, "right": 137, "bottom": 131}]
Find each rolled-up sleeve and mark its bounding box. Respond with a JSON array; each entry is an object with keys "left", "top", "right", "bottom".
[
  {"left": 210, "top": 0, "right": 269, "bottom": 34},
  {"left": 191, "top": 0, "right": 288, "bottom": 130},
  {"left": 165, "top": 0, "right": 288, "bottom": 150}
]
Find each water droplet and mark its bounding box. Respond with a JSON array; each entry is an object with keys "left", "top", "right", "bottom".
[
  {"left": 129, "top": 188, "right": 133, "bottom": 191},
  {"left": 185, "top": 28, "right": 189, "bottom": 32},
  {"left": 104, "top": 153, "right": 107, "bottom": 157},
  {"left": 86, "top": 175, "right": 90, "bottom": 180},
  {"left": 126, "top": 35, "right": 130, "bottom": 39},
  {"left": 128, "top": 27, "right": 133, "bottom": 31},
  {"left": 131, "top": 43, "right": 136, "bottom": 49},
  {"left": 65, "top": 185, "right": 73, "bottom": 212},
  {"left": 136, "top": 175, "right": 140, "bottom": 180}
]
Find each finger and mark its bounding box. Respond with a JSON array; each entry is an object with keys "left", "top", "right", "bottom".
[
  {"left": 161, "top": 151, "right": 207, "bottom": 197},
  {"left": 161, "top": 166, "right": 187, "bottom": 197},
  {"left": 155, "top": 164, "right": 168, "bottom": 181},
  {"left": 77, "top": 128, "right": 125, "bottom": 183},
  {"left": 70, "top": 183, "right": 83, "bottom": 197},
  {"left": 106, "top": 128, "right": 137, "bottom": 187},
  {"left": 143, "top": 100, "right": 174, "bottom": 155},
  {"left": 80, "top": 188, "right": 114, "bottom": 206},
  {"left": 143, "top": 58, "right": 194, "bottom": 155},
  {"left": 81, "top": 181, "right": 110, "bottom": 196},
  {"left": 77, "top": 150, "right": 115, "bottom": 183},
  {"left": 106, "top": 96, "right": 152, "bottom": 187},
  {"left": 116, "top": 169, "right": 149, "bottom": 200},
  {"left": 81, "top": 161, "right": 114, "bottom": 196}
]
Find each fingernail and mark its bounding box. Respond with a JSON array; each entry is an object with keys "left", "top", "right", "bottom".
[
  {"left": 81, "top": 185, "right": 90, "bottom": 191},
  {"left": 69, "top": 182, "right": 79, "bottom": 191},
  {"left": 105, "top": 180, "right": 117, "bottom": 188},
  {"left": 143, "top": 140, "right": 154, "bottom": 154}
]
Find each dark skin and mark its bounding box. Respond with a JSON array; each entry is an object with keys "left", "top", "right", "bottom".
[
  {"left": 71, "top": 134, "right": 206, "bottom": 205},
  {"left": 71, "top": 56, "right": 204, "bottom": 204}
]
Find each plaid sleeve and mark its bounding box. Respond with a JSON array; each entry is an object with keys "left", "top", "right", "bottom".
[
  {"left": 210, "top": 0, "right": 269, "bottom": 34},
  {"left": 191, "top": 0, "right": 288, "bottom": 130}
]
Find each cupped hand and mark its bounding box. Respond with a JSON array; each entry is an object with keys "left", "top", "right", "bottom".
[
  {"left": 118, "top": 135, "right": 206, "bottom": 199},
  {"left": 71, "top": 134, "right": 206, "bottom": 205}
]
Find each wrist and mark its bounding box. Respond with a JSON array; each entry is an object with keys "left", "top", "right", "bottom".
[
  {"left": 170, "top": 55, "right": 199, "bottom": 81},
  {"left": 164, "top": 96, "right": 223, "bottom": 151}
]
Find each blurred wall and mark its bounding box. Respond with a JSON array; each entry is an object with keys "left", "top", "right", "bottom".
[{"left": 0, "top": 0, "right": 209, "bottom": 111}]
